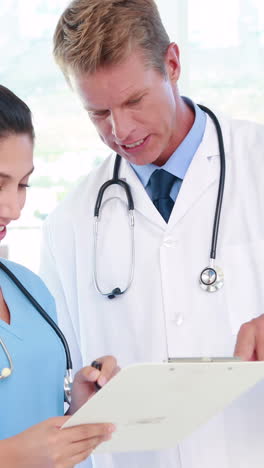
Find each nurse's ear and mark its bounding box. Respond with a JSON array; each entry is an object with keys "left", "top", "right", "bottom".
[{"left": 165, "top": 43, "right": 181, "bottom": 85}]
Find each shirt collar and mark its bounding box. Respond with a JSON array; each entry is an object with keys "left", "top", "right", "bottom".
[{"left": 130, "top": 97, "right": 207, "bottom": 187}]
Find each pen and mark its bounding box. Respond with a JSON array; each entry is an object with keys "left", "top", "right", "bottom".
[{"left": 91, "top": 360, "right": 102, "bottom": 391}]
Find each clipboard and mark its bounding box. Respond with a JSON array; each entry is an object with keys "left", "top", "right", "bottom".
[{"left": 62, "top": 359, "right": 264, "bottom": 453}]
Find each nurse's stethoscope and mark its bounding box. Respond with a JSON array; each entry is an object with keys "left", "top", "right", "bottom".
[
  {"left": 93, "top": 105, "right": 225, "bottom": 297},
  {"left": 0, "top": 261, "right": 73, "bottom": 403}
]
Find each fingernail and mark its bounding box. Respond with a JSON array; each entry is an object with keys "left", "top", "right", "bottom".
[
  {"left": 89, "top": 369, "right": 100, "bottom": 380},
  {"left": 98, "top": 375, "right": 107, "bottom": 387},
  {"left": 107, "top": 424, "right": 116, "bottom": 433}
]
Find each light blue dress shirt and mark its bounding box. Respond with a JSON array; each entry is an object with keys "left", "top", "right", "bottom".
[{"left": 131, "top": 98, "right": 206, "bottom": 201}]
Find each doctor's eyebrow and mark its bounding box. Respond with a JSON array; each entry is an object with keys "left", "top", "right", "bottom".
[
  {"left": 86, "top": 91, "right": 148, "bottom": 113},
  {"left": 0, "top": 167, "right": 35, "bottom": 180}
]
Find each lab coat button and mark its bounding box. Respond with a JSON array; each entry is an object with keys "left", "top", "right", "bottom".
[
  {"left": 174, "top": 314, "right": 184, "bottom": 326},
  {"left": 163, "top": 238, "right": 178, "bottom": 248}
]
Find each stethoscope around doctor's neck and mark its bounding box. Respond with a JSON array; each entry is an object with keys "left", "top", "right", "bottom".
[{"left": 93, "top": 105, "right": 226, "bottom": 298}]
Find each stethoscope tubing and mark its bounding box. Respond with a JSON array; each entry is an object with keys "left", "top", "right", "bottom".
[
  {"left": 94, "top": 155, "right": 134, "bottom": 216},
  {"left": 93, "top": 105, "right": 226, "bottom": 296},
  {"left": 198, "top": 105, "right": 226, "bottom": 260}
]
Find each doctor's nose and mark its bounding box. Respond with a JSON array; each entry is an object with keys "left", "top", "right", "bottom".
[{"left": 110, "top": 111, "right": 134, "bottom": 142}]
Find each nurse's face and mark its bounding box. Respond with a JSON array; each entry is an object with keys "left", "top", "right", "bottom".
[
  {"left": 72, "top": 44, "right": 183, "bottom": 166},
  {"left": 0, "top": 133, "right": 34, "bottom": 241}
]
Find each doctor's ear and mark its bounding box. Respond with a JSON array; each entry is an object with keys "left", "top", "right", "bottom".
[{"left": 165, "top": 43, "right": 181, "bottom": 84}]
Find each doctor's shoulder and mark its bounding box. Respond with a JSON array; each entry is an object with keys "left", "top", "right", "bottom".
[
  {"left": 0, "top": 257, "right": 57, "bottom": 322},
  {"left": 228, "top": 117, "right": 264, "bottom": 159}
]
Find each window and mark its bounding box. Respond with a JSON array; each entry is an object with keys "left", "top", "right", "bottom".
[{"left": 1, "top": 0, "right": 263, "bottom": 271}]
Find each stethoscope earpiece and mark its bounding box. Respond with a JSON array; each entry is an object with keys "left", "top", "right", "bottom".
[
  {"left": 0, "top": 337, "right": 13, "bottom": 380},
  {"left": 199, "top": 265, "right": 224, "bottom": 292},
  {"left": 1, "top": 367, "right": 12, "bottom": 378}
]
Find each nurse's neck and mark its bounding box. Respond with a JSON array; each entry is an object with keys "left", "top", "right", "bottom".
[{"left": 0, "top": 290, "right": 10, "bottom": 324}]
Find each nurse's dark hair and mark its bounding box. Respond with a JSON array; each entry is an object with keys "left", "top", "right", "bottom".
[
  {"left": 0, "top": 85, "right": 34, "bottom": 141},
  {"left": 53, "top": 0, "right": 171, "bottom": 83}
]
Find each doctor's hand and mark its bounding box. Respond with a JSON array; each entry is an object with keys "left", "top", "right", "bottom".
[
  {"left": 69, "top": 355, "right": 120, "bottom": 414},
  {"left": 234, "top": 314, "right": 264, "bottom": 361},
  {"left": 0, "top": 416, "right": 115, "bottom": 468}
]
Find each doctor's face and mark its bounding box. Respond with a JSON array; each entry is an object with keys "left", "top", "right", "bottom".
[{"left": 72, "top": 45, "right": 181, "bottom": 166}]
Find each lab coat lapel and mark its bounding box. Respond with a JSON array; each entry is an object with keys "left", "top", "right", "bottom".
[
  {"left": 104, "top": 113, "right": 229, "bottom": 230},
  {"left": 167, "top": 114, "right": 226, "bottom": 230},
  {"left": 112, "top": 158, "right": 167, "bottom": 228}
]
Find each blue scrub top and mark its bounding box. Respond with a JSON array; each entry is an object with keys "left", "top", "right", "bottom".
[{"left": 0, "top": 258, "right": 66, "bottom": 438}]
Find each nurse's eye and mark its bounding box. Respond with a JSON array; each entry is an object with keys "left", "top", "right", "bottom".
[{"left": 18, "top": 183, "right": 30, "bottom": 190}]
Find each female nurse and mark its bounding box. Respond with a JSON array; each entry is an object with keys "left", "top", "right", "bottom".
[{"left": 0, "top": 85, "right": 116, "bottom": 467}]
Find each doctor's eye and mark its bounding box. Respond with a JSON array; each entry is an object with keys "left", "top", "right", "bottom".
[
  {"left": 127, "top": 97, "right": 143, "bottom": 106},
  {"left": 89, "top": 110, "right": 110, "bottom": 119}
]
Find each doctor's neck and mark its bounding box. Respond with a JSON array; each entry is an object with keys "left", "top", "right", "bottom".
[{"left": 154, "top": 95, "right": 195, "bottom": 167}]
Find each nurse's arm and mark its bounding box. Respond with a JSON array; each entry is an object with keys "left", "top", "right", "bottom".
[
  {"left": 234, "top": 314, "right": 264, "bottom": 361},
  {"left": 0, "top": 417, "right": 115, "bottom": 467}
]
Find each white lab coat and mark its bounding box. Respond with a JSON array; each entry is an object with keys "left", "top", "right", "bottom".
[{"left": 40, "top": 111, "right": 264, "bottom": 468}]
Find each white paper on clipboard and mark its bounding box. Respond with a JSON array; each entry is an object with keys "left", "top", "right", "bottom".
[{"left": 62, "top": 360, "right": 264, "bottom": 453}]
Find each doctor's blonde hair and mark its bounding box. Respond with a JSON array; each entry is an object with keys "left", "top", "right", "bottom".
[{"left": 53, "top": 0, "right": 170, "bottom": 82}]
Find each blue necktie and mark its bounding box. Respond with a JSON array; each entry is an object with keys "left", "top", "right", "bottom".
[{"left": 149, "top": 169, "right": 177, "bottom": 222}]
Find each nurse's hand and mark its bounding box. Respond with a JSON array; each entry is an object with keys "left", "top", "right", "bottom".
[
  {"left": 234, "top": 314, "right": 264, "bottom": 361},
  {"left": 0, "top": 417, "right": 115, "bottom": 468},
  {"left": 69, "top": 355, "right": 120, "bottom": 414}
]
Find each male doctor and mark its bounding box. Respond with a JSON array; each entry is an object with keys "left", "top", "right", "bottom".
[{"left": 40, "top": 1, "right": 264, "bottom": 467}]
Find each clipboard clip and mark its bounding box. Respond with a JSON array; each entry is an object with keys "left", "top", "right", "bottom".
[{"left": 167, "top": 357, "right": 241, "bottom": 363}]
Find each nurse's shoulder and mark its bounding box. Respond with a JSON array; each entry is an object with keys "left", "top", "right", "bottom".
[{"left": 0, "top": 257, "right": 56, "bottom": 320}]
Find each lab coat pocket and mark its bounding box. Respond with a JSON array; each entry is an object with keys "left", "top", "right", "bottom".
[{"left": 222, "top": 240, "right": 264, "bottom": 335}]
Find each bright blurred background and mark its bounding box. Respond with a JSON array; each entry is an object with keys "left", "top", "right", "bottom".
[{"left": 0, "top": 0, "right": 264, "bottom": 271}]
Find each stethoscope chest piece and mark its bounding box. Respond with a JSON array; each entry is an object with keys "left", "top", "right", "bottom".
[
  {"left": 199, "top": 265, "right": 224, "bottom": 292},
  {"left": 94, "top": 106, "right": 226, "bottom": 297}
]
